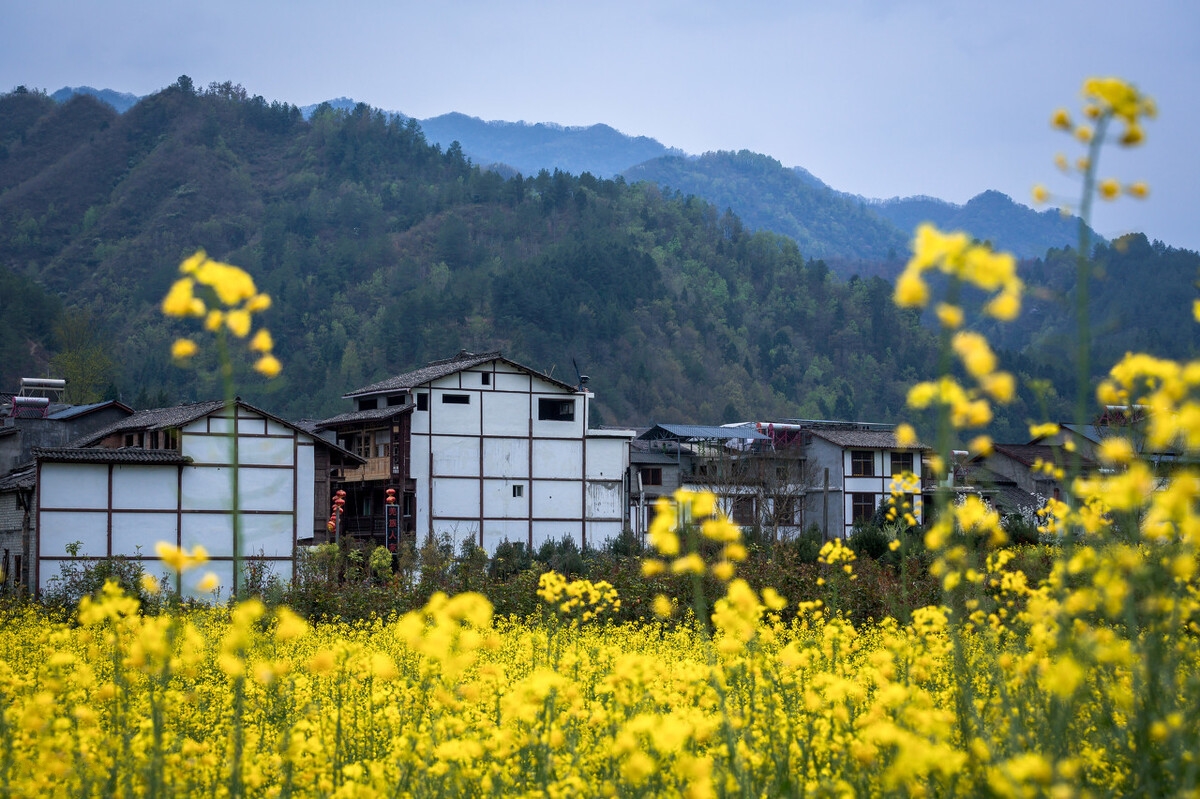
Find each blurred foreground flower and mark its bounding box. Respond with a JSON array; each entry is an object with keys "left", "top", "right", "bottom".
[{"left": 163, "top": 250, "right": 281, "bottom": 378}]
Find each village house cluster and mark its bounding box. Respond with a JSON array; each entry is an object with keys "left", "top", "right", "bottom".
[{"left": 1, "top": 351, "right": 1099, "bottom": 598}]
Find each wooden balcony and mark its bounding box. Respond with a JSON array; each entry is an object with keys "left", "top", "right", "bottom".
[{"left": 342, "top": 456, "right": 393, "bottom": 482}]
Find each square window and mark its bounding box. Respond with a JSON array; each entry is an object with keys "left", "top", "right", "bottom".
[
  {"left": 852, "top": 493, "right": 877, "bottom": 524},
  {"left": 512, "top": 485, "right": 524, "bottom": 498},
  {"left": 891, "top": 451, "right": 914, "bottom": 476},
  {"left": 538, "top": 398, "right": 575, "bottom": 421},
  {"left": 640, "top": 467, "right": 663, "bottom": 486},
  {"left": 850, "top": 450, "right": 875, "bottom": 477}
]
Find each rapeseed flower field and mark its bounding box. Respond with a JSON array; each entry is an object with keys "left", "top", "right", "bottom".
[{"left": 3, "top": 77, "right": 1198, "bottom": 797}]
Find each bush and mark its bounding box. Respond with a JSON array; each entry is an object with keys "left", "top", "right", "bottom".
[{"left": 849, "top": 523, "right": 891, "bottom": 561}]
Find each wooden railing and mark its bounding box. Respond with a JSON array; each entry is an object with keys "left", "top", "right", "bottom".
[{"left": 342, "top": 456, "right": 392, "bottom": 482}]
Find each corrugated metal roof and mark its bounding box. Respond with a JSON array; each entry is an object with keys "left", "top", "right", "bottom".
[
  {"left": 639, "top": 424, "right": 769, "bottom": 442},
  {"left": 343, "top": 350, "right": 577, "bottom": 397},
  {"left": 46, "top": 400, "right": 134, "bottom": 420},
  {"left": 33, "top": 447, "right": 192, "bottom": 465}
]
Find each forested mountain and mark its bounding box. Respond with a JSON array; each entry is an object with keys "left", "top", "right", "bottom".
[
  {"left": 4, "top": 82, "right": 1189, "bottom": 443},
  {"left": 982, "top": 233, "right": 1200, "bottom": 373},
  {"left": 49, "top": 87, "right": 1092, "bottom": 266},
  {"left": 623, "top": 150, "right": 910, "bottom": 265},
  {"left": 0, "top": 80, "right": 958, "bottom": 432},
  {"left": 871, "top": 190, "right": 1101, "bottom": 260}
]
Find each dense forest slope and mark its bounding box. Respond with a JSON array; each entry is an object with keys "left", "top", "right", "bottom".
[
  {"left": 0, "top": 81, "right": 949, "bottom": 430},
  {"left": 4, "top": 83, "right": 1192, "bottom": 441},
  {"left": 623, "top": 150, "right": 910, "bottom": 264}
]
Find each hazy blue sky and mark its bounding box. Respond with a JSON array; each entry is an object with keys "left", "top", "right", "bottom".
[{"left": 3, "top": 0, "right": 1197, "bottom": 251}]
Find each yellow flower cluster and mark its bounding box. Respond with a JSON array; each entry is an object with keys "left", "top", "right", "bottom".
[
  {"left": 537, "top": 571, "right": 621, "bottom": 620},
  {"left": 893, "top": 224, "right": 1023, "bottom": 322},
  {"left": 162, "top": 250, "right": 282, "bottom": 378},
  {"left": 1035, "top": 77, "right": 1155, "bottom": 206},
  {"left": 643, "top": 490, "right": 746, "bottom": 584}
]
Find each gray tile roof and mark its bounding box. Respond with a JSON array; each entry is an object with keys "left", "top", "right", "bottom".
[
  {"left": 0, "top": 463, "right": 36, "bottom": 491},
  {"left": 315, "top": 405, "right": 414, "bottom": 429},
  {"left": 990, "top": 443, "right": 1095, "bottom": 470},
  {"left": 343, "top": 350, "right": 577, "bottom": 398},
  {"left": 70, "top": 400, "right": 228, "bottom": 446},
  {"left": 33, "top": 447, "right": 192, "bottom": 465},
  {"left": 809, "top": 428, "right": 928, "bottom": 450}
]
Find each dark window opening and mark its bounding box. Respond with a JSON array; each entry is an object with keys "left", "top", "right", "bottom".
[
  {"left": 386, "top": 395, "right": 406, "bottom": 407},
  {"left": 891, "top": 451, "right": 914, "bottom": 476},
  {"left": 851, "top": 450, "right": 875, "bottom": 477},
  {"left": 442, "top": 394, "right": 470, "bottom": 405},
  {"left": 481, "top": 372, "right": 491, "bottom": 386},
  {"left": 640, "top": 467, "right": 663, "bottom": 486},
  {"left": 416, "top": 393, "right": 428, "bottom": 411},
  {"left": 538, "top": 398, "right": 575, "bottom": 421},
  {"left": 358, "top": 398, "right": 378, "bottom": 411},
  {"left": 851, "top": 493, "right": 877, "bottom": 524},
  {"left": 731, "top": 496, "right": 756, "bottom": 525},
  {"left": 512, "top": 484, "right": 524, "bottom": 498}
]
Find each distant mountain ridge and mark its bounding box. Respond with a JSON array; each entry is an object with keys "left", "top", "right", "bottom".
[
  {"left": 50, "top": 86, "right": 141, "bottom": 113},
  {"left": 48, "top": 86, "right": 1112, "bottom": 261},
  {"left": 869, "top": 190, "right": 1102, "bottom": 258}
]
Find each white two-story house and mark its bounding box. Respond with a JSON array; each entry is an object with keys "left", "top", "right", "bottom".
[{"left": 317, "top": 350, "right": 633, "bottom": 553}]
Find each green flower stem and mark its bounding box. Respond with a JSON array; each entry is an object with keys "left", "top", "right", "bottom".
[{"left": 215, "top": 328, "right": 242, "bottom": 597}]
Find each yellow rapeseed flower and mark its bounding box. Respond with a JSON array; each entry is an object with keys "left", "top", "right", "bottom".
[
  {"left": 171, "top": 338, "right": 198, "bottom": 359},
  {"left": 1099, "top": 178, "right": 1120, "bottom": 200}
]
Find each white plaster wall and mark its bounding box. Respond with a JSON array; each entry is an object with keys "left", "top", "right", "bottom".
[
  {"left": 433, "top": 478, "right": 480, "bottom": 517},
  {"left": 111, "top": 512, "right": 177, "bottom": 554},
  {"left": 239, "top": 437, "right": 295, "bottom": 466},
  {"left": 482, "top": 438, "right": 528, "bottom": 478},
  {"left": 586, "top": 482, "right": 623, "bottom": 519},
  {"left": 585, "top": 438, "right": 628, "bottom": 480},
  {"left": 112, "top": 466, "right": 177, "bottom": 509},
  {"left": 410, "top": 434, "right": 430, "bottom": 478},
  {"left": 182, "top": 466, "right": 234, "bottom": 510},
  {"left": 237, "top": 412, "right": 267, "bottom": 435},
  {"left": 39, "top": 511, "right": 107, "bottom": 556},
  {"left": 429, "top": 384, "right": 480, "bottom": 435},
  {"left": 238, "top": 468, "right": 294, "bottom": 512},
  {"left": 242, "top": 514, "right": 294, "bottom": 557},
  {"left": 433, "top": 436, "right": 481, "bottom": 477},
  {"left": 493, "top": 369, "right": 530, "bottom": 392},
  {"left": 587, "top": 520, "right": 624, "bottom": 546},
  {"left": 266, "top": 419, "right": 292, "bottom": 436},
  {"left": 532, "top": 482, "right": 582, "bottom": 519},
  {"left": 482, "top": 393, "right": 531, "bottom": 436},
  {"left": 41, "top": 463, "right": 107, "bottom": 508},
  {"left": 184, "top": 433, "right": 234, "bottom": 464},
  {"left": 297, "top": 443, "right": 316, "bottom": 527},
  {"left": 182, "top": 513, "right": 234, "bottom": 557},
  {"left": 483, "top": 478, "right": 527, "bottom": 518},
  {"left": 483, "top": 520, "right": 528, "bottom": 553},
  {"left": 532, "top": 439, "right": 582, "bottom": 479}
]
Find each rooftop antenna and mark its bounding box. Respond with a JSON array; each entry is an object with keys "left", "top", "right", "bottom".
[{"left": 572, "top": 358, "right": 590, "bottom": 391}]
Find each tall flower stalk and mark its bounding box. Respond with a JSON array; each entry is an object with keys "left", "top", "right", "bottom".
[{"left": 163, "top": 251, "right": 282, "bottom": 596}]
